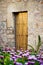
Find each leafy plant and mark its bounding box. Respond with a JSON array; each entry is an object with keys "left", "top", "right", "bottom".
[
  {"left": 4, "top": 53, "right": 14, "bottom": 65},
  {"left": 16, "top": 56, "right": 28, "bottom": 65},
  {"left": 16, "top": 58, "right": 25, "bottom": 65},
  {"left": 28, "top": 35, "right": 42, "bottom": 55}
]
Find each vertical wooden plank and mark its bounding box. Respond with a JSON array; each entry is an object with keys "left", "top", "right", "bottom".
[
  {"left": 19, "top": 13, "right": 23, "bottom": 24},
  {"left": 22, "top": 12, "right": 28, "bottom": 50},
  {"left": 19, "top": 36, "right": 23, "bottom": 49},
  {"left": 23, "top": 12, "right": 28, "bottom": 24},
  {"left": 16, "top": 36, "right": 20, "bottom": 50},
  {"left": 23, "top": 12, "right": 28, "bottom": 35},
  {"left": 19, "top": 13, "right": 23, "bottom": 49}
]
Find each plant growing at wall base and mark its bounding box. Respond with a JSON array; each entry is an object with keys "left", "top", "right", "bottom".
[{"left": 28, "top": 35, "right": 42, "bottom": 55}]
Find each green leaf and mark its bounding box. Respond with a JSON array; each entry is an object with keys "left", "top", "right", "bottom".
[
  {"left": 36, "top": 35, "right": 42, "bottom": 54},
  {"left": 23, "top": 56, "right": 28, "bottom": 62},
  {"left": 16, "top": 58, "right": 25, "bottom": 65},
  {"left": 34, "top": 61, "right": 40, "bottom": 65},
  {"left": 28, "top": 44, "right": 35, "bottom": 52}
]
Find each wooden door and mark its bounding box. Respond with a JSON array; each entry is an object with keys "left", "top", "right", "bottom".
[{"left": 15, "top": 12, "right": 28, "bottom": 50}]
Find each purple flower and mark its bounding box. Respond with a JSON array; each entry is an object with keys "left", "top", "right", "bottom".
[
  {"left": 16, "top": 62, "right": 22, "bottom": 65},
  {"left": 37, "top": 60, "right": 43, "bottom": 64},
  {"left": 12, "top": 57, "right": 17, "bottom": 61},
  {"left": 7, "top": 50, "right": 11, "bottom": 53},
  {"left": 0, "top": 55, "right": 4, "bottom": 59},
  {"left": 40, "top": 64, "right": 43, "bottom": 65},
  {"left": 10, "top": 52, "right": 14, "bottom": 55},
  {"left": 28, "top": 61, "right": 35, "bottom": 65},
  {"left": 28, "top": 55, "right": 37, "bottom": 60}
]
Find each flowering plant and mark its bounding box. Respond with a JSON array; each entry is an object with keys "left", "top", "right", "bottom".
[{"left": 0, "top": 44, "right": 43, "bottom": 65}]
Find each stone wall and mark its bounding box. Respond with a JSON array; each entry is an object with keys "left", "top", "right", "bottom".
[{"left": 0, "top": 0, "right": 43, "bottom": 49}]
